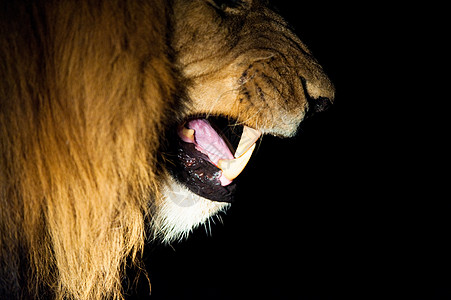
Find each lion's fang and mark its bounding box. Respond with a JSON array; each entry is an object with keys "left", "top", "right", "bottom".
[{"left": 218, "top": 126, "right": 261, "bottom": 180}]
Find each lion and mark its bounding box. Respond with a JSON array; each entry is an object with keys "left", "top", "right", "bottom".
[{"left": 0, "top": 0, "right": 334, "bottom": 299}]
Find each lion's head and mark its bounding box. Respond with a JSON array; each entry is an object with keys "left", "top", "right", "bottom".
[
  {"left": 153, "top": 0, "right": 334, "bottom": 243},
  {"left": 0, "top": 0, "right": 334, "bottom": 299}
]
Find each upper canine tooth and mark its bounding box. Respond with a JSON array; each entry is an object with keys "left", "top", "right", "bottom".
[
  {"left": 234, "top": 126, "right": 261, "bottom": 158},
  {"left": 218, "top": 126, "right": 261, "bottom": 181},
  {"left": 218, "top": 143, "right": 256, "bottom": 181}
]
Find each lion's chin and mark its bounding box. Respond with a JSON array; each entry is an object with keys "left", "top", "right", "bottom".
[{"left": 152, "top": 177, "right": 230, "bottom": 243}]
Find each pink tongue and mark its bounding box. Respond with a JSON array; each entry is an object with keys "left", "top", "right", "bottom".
[
  {"left": 187, "top": 119, "right": 234, "bottom": 164},
  {"left": 182, "top": 119, "right": 234, "bottom": 186}
]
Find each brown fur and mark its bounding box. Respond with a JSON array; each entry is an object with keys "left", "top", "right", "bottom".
[{"left": 0, "top": 0, "right": 334, "bottom": 299}]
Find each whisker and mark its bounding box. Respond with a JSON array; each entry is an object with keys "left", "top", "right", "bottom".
[
  {"left": 233, "top": 106, "right": 265, "bottom": 126},
  {"left": 205, "top": 217, "right": 212, "bottom": 237},
  {"left": 216, "top": 214, "right": 224, "bottom": 225},
  {"left": 255, "top": 132, "right": 264, "bottom": 154},
  {"left": 250, "top": 53, "right": 275, "bottom": 63},
  {"left": 206, "top": 88, "right": 240, "bottom": 119}
]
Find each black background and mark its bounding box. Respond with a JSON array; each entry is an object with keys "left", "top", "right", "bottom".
[{"left": 129, "top": 1, "right": 448, "bottom": 299}]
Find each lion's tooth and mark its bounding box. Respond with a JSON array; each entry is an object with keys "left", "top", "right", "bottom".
[
  {"left": 181, "top": 127, "right": 195, "bottom": 142},
  {"left": 234, "top": 126, "right": 261, "bottom": 158},
  {"left": 217, "top": 126, "right": 261, "bottom": 181},
  {"left": 218, "top": 143, "right": 256, "bottom": 181}
]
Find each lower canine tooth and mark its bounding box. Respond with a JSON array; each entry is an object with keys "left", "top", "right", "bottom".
[{"left": 218, "top": 143, "right": 256, "bottom": 181}]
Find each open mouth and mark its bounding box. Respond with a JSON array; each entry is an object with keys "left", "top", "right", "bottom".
[{"left": 167, "top": 116, "right": 261, "bottom": 203}]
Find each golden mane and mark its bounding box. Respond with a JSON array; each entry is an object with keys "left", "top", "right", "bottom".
[{"left": 0, "top": 0, "right": 180, "bottom": 298}]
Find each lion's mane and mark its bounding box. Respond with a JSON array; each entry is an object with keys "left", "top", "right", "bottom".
[{"left": 0, "top": 0, "right": 180, "bottom": 298}]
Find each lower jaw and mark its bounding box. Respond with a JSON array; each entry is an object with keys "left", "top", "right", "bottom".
[{"left": 151, "top": 177, "right": 230, "bottom": 243}]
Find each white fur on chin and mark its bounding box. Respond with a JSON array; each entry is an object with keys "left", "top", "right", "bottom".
[{"left": 152, "top": 178, "right": 230, "bottom": 243}]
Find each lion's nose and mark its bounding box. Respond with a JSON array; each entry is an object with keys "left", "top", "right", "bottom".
[
  {"left": 305, "top": 96, "right": 333, "bottom": 118},
  {"left": 300, "top": 65, "right": 335, "bottom": 119}
]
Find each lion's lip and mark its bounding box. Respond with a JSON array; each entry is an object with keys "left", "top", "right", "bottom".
[{"left": 168, "top": 117, "right": 261, "bottom": 203}]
